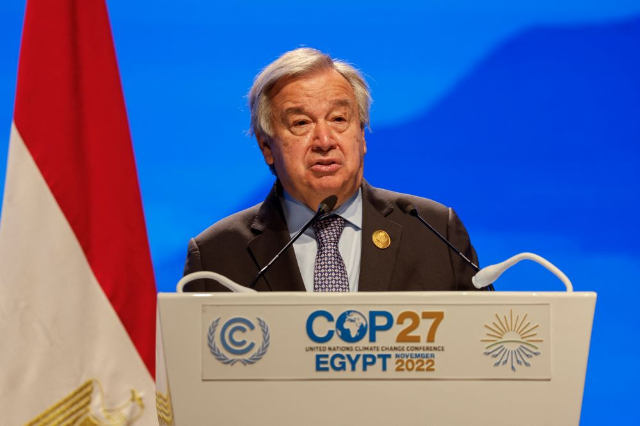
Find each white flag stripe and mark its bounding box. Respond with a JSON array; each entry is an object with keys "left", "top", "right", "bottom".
[{"left": 0, "top": 123, "right": 156, "bottom": 424}]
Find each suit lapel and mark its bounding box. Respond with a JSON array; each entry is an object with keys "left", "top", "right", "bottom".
[
  {"left": 247, "top": 183, "right": 306, "bottom": 292},
  {"left": 358, "top": 182, "right": 403, "bottom": 292}
]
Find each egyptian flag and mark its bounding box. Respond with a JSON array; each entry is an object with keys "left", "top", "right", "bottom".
[{"left": 0, "top": 0, "right": 158, "bottom": 424}]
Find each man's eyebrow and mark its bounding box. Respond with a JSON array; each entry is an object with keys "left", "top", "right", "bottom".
[
  {"left": 279, "top": 107, "right": 306, "bottom": 125},
  {"left": 281, "top": 100, "right": 352, "bottom": 116},
  {"left": 281, "top": 106, "right": 306, "bottom": 118},
  {"left": 332, "top": 99, "right": 352, "bottom": 108}
]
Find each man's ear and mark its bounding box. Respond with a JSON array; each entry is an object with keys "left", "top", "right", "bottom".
[
  {"left": 361, "top": 128, "right": 367, "bottom": 155},
  {"left": 257, "top": 134, "right": 274, "bottom": 165}
]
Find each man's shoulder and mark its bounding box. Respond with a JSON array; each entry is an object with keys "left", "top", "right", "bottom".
[
  {"left": 193, "top": 202, "right": 262, "bottom": 245},
  {"left": 365, "top": 183, "right": 450, "bottom": 217}
]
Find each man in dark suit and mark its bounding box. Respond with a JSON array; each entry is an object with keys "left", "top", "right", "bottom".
[{"left": 183, "top": 48, "right": 479, "bottom": 292}]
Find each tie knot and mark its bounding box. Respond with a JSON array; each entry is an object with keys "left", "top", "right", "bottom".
[{"left": 312, "top": 215, "right": 346, "bottom": 246}]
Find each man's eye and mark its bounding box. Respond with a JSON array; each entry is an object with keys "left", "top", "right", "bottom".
[
  {"left": 293, "top": 120, "right": 309, "bottom": 126},
  {"left": 333, "top": 116, "right": 347, "bottom": 122}
]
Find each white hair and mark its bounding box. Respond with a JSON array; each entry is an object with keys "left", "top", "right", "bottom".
[{"left": 248, "top": 48, "right": 372, "bottom": 143}]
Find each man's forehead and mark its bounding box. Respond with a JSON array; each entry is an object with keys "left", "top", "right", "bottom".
[
  {"left": 281, "top": 99, "right": 353, "bottom": 116},
  {"left": 270, "top": 68, "right": 354, "bottom": 100}
]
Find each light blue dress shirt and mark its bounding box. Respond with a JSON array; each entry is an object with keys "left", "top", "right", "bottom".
[{"left": 281, "top": 189, "right": 362, "bottom": 292}]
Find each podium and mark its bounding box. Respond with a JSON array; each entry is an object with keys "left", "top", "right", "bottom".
[{"left": 156, "top": 291, "right": 595, "bottom": 425}]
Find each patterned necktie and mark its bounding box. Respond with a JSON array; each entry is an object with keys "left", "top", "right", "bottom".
[{"left": 312, "top": 215, "right": 350, "bottom": 292}]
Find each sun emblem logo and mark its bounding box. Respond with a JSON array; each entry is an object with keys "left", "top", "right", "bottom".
[{"left": 481, "top": 309, "right": 542, "bottom": 372}]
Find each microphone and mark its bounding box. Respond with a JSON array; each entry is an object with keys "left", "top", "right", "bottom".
[
  {"left": 249, "top": 195, "right": 338, "bottom": 289},
  {"left": 472, "top": 252, "right": 573, "bottom": 291},
  {"left": 397, "top": 199, "right": 495, "bottom": 291}
]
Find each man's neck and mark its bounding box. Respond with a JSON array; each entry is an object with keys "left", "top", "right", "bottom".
[{"left": 281, "top": 187, "right": 362, "bottom": 234}]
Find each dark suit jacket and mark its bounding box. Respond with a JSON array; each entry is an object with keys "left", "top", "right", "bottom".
[{"left": 183, "top": 181, "right": 478, "bottom": 292}]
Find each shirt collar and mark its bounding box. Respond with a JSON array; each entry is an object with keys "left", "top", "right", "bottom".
[{"left": 282, "top": 188, "right": 363, "bottom": 234}]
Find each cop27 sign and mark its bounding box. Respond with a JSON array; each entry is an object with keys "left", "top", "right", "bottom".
[
  {"left": 306, "top": 309, "right": 444, "bottom": 373},
  {"left": 201, "top": 303, "right": 551, "bottom": 381}
]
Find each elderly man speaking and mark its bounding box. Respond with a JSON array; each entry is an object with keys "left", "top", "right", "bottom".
[{"left": 183, "top": 48, "right": 479, "bottom": 293}]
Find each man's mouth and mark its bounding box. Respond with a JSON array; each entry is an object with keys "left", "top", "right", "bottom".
[{"left": 310, "top": 158, "right": 341, "bottom": 173}]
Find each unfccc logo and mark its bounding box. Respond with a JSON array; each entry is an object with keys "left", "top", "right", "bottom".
[{"left": 207, "top": 317, "right": 270, "bottom": 366}]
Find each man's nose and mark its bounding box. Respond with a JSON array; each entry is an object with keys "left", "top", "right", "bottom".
[{"left": 312, "top": 120, "right": 335, "bottom": 151}]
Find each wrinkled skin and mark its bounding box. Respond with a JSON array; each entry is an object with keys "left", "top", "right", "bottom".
[{"left": 258, "top": 68, "right": 366, "bottom": 210}]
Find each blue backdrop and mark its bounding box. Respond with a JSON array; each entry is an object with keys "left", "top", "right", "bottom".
[{"left": 1, "top": 1, "right": 639, "bottom": 423}]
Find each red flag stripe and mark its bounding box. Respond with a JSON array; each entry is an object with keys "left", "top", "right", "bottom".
[{"left": 14, "top": 0, "right": 156, "bottom": 376}]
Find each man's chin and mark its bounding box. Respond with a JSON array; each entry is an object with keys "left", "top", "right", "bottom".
[
  {"left": 311, "top": 176, "right": 344, "bottom": 192},
  {"left": 310, "top": 178, "right": 359, "bottom": 203}
]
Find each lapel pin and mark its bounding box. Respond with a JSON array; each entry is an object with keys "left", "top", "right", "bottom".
[{"left": 372, "top": 230, "right": 391, "bottom": 249}]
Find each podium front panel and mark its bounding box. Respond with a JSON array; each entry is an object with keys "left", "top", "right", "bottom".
[{"left": 157, "top": 292, "right": 595, "bottom": 425}]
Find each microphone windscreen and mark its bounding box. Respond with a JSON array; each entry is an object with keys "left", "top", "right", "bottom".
[
  {"left": 397, "top": 199, "right": 417, "bottom": 215},
  {"left": 318, "top": 195, "right": 338, "bottom": 214}
]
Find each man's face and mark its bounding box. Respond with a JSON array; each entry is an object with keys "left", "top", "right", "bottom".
[{"left": 258, "top": 68, "right": 367, "bottom": 210}]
